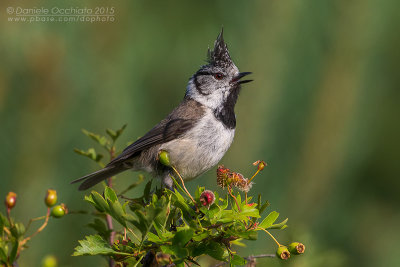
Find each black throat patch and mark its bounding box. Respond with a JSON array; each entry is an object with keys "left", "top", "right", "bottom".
[{"left": 213, "top": 86, "right": 240, "bottom": 129}]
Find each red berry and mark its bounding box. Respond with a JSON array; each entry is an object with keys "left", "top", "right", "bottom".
[
  {"left": 5, "top": 192, "right": 17, "bottom": 209},
  {"left": 199, "top": 190, "right": 215, "bottom": 207}
]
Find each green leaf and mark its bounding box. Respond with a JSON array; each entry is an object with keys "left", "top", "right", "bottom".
[
  {"left": 169, "top": 189, "right": 197, "bottom": 228},
  {"left": 87, "top": 191, "right": 109, "bottom": 212},
  {"left": 128, "top": 203, "right": 163, "bottom": 240},
  {"left": 268, "top": 218, "right": 288, "bottom": 230},
  {"left": 9, "top": 241, "right": 18, "bottom": 263},
  {"left": 143, "top": 180, "right": 153, "bottom": 202},
  {"left": 259, "top": 201, "right": 270, "bottom": 216},
  {"left": 192, "top": 231, "right": 209, "bottom": 242},
  {"left": 10, "top": 222, "right": 25, "bottom": 239},
  {"left": 220, "top": 195, "right": 229, "bottom": 210},
  {"left": 74, "top": 148, "right": 103, "bottom": 162},
  {"left": 73, "top": 235, "right": 125, "bottom": 256},
  {"left": 240, "top": 204, "right": 260, "bottom": 218},
  {"left": 147, "top": 232, "right": 162, "bottom": 243},
  {"left": 195, "top": 186, "right": 205, "bottom": 201},
  {"left": 82, "top": 129, "right": 109, "bottom": 148},
  {"left": 104, "top": 187, "right": 118, "bottom": 203},
  {"left": 0, "top": 246, "right": 7, "bottom": 263},
  {"left": 108, "top": 199, "right": 127, "bottom": 227},
  {"left": 160, "top": 245, "right": 189, "bottom": 260},
  {"left": 259, "top": 211, "right": 279, "bottom": 229},
  {"left": 106, "top": 124, "right": 127, "bottom": 142},
  {"left": 192, "top": 241, "right": 227, "bottom": 261},
  {"left": 235, "top": 230, "right": 258, "bottom": 240},
  {"left": 152, "top": 196, "right": 170, "bottom": 234},
  {"left": 173, "top": 227, "right": 194, "bottom": 247},
  {"left": 230, "top": 254, "right": 247, "bottom": 265}
]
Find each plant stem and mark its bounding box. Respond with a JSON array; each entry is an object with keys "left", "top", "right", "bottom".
[
  {"left": 171, "top": 166, "right": 196, "bottom": 204},
  {"left": 6, "top": 208, "right": 13, "bottom": 227},
  {"left": 227, "top": 186, "right": 241, "bottom": 212},
  {"left": 25, "top": 215, "right": 47, "bottom": 231},
  {"left": 19, "top": 208, "right": 51, "bottom": 253},
  {"left": 248, "top": 169, "right": 261, "bottom": 183},
  {"left": 106, "top": 146, "right": 116, "bottom": 267},
  {"left": 257, "top": 227, "right": 281, "bottom": 247}
]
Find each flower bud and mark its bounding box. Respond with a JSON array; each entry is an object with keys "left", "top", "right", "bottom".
[
  {"left": 199, "top": 190, "right": 215, "bottom": 208},
  {"left": 45, "top": 189, "right": 58, "bottom": 207},
  {"left": 253, "top": 160, "right": 267, "bottom": 171},
  {"left": 158, "top": 150, "right": 171, "bottom": 167},
  {"left": 51, "top": 204, "right": 68, "bottom": 218},
  {"left": 276, "top": 246, "right": 290, "bottom": 260},
  {"left": 288, "top": 242, "right": 305, "bottom": 255},
  {"left": 5, "top": 192, "right": 17, "bottom": 209}
]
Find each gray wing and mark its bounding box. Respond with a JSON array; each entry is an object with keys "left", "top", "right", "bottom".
[
  {"left": 71, "top": 99, "right": 205, "bottom": 190},
  {"left": 107, "top": 118, "right": 194, "bottom": 165},
  {"left": 107, "top": 99, "right": 205, "bottom": 166}
]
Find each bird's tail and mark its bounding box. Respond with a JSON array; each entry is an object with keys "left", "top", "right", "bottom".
[{"left": 71, "top": 165, "right": 127, "bottom": 191}]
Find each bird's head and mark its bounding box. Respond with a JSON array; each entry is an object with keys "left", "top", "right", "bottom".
[{"left": 185, "top": 29, "right": 252, "bottom": 110}]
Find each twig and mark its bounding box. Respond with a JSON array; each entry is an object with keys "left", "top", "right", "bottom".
[
  {"left": 19, "top": 208, "right": 51, "bottom": 252},
  {"left": 25, "top": 215, "right": 47, "bottom": 232}
]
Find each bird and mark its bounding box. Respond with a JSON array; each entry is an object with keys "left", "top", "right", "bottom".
[{"left": 72, "top": 29, "right": 252, "bottom": 191}]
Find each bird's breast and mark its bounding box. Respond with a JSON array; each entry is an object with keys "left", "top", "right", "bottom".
[{"left": 160, "top": 110, "right": 235, "bottom": 180}]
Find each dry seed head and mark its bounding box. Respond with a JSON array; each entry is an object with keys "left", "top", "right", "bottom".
[{"left": 216, "top": 165, "right": 253, "bottom": 192}]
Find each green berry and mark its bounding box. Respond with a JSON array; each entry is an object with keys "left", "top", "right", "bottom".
[
  {"left": 276, "top": 246, "right": 290, "bottom": 260},
  {"left": 5, "top": 192, "right": 17, "bottom": 209},
  {"left": 45, "top": 189, "right": 58, "bottom": 207},
  {"left": 288, "top": 242, "right": 305, "bottom": 254},
  {"left": 51, "top": 204, "right": 66, "bottom": 218},
  {"left": 41, "top": 255, "right": 58, "bottom": 267},
  {"left": 158, "top": 150, "right": 171, "bottom": 166}
]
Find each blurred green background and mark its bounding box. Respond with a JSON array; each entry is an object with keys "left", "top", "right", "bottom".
[{"left": 1, "top": 0, "right": 399, "bottom": 266}]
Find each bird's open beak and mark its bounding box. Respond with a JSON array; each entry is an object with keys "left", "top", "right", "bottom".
[{"left": 231, "top": 72, "right": 253, "bottom": 84}]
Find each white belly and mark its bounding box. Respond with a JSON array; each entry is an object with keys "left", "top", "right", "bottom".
[{"left": 160, "top": 110, "right": 235, "bottom": 180}]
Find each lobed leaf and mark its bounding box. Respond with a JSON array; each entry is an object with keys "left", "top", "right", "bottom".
[
  {"left": 73, "top": 235, "right": 120, "bottom": 256},
  {"left": 258, "top": 211, "right": 279, "bottom": 229},
  {"left": 82, "top": 129, "right": 109, "bottom": 148}
]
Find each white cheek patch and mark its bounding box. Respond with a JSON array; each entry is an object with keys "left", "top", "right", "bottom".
[{"left": 186, "top": 79, "right": 232, "bottom": 110}]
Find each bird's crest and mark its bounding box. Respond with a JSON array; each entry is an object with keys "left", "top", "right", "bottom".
[{"left": 207, "top": 28, "right": 233, "bottom": 68}]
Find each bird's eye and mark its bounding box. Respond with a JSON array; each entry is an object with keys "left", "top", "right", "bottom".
[{"left": 214, "top": 73, "right": 224, "bottom": 80}]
